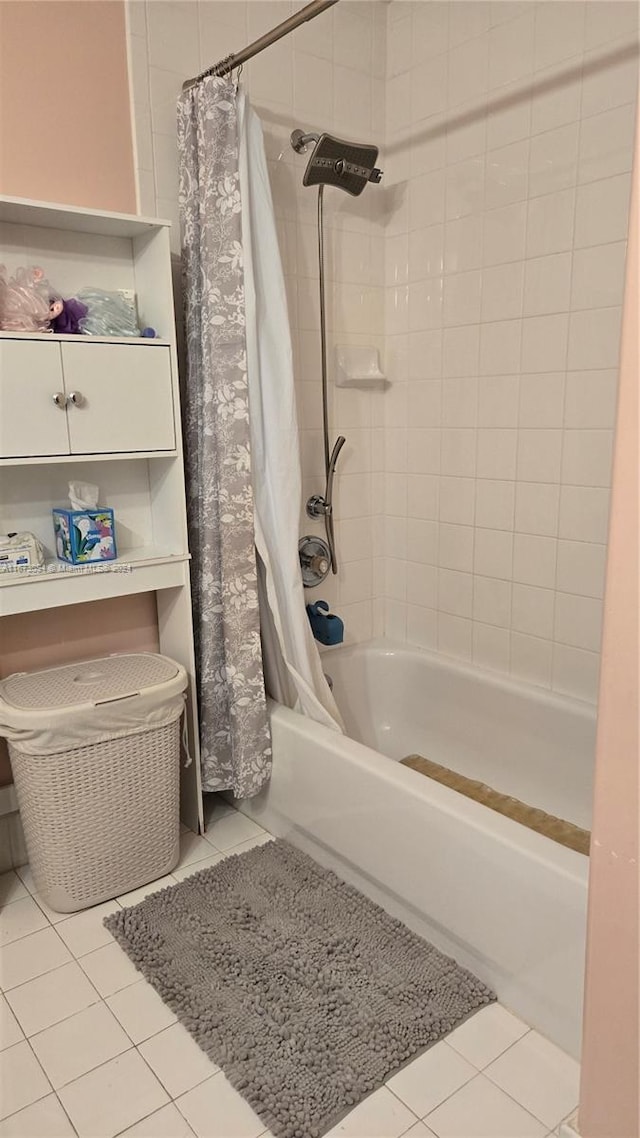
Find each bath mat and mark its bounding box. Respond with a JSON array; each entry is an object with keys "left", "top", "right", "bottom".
[
  {"left": 105, "top": 838, "right": 495, "bottom": 1138},
  {"left": 402, "top": 754, "right": 590, "bottom": 856}
]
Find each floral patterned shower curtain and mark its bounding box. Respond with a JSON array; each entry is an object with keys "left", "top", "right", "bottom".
[{"left": 177, "top": 77, "right": 271, "bottom": 797}]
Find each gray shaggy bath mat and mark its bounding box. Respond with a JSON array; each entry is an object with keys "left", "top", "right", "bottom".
[{"left": 105, "top": 838, "right": 494, "bottom": 1138}]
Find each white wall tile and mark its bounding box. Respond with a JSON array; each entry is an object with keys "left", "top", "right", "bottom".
[
  {"left": 578, "top": 103, "right": 637, "bottom": 184},
  {"left": 521, "top": 314, "right": 569, "bottom": 373},
  {"left": 478, "top": 375, "right": 520, "bottom": 427},
  {"left": 513, "top": 533, "right": 557, "bottom": 587},
  {"left": 438, "top": 612, "right": 473, "bottom": 660},
  {"left": 523, "top": 253, "right": 571, "bottom": 317},
  {"left": 526, "top": 187, "right": 575, "bottom": 256},
  {"left": 481, "top": 262, "right": 524, "bottom": 321},
  {"left": 559, "top": 485, "right": 610, "bottom": 543},
  {"left": 512, "top": 582, "right": 555, "bottom": 639},
  {"left": 515, "top": 481, "right": 560, "bottom": 536},
  {"left": 476, "top": 429, "right": 518, "bottom": 479},
  {"left": 528, "top": 122, "right": 579, "bottom": 198},
  {"left": 474, "top": 527, "right": 515, "bottom": 583},
  {"left": 479, "top": 319, "right": 522, "bottom": 374},
  {"left": 518, "top": 372, "right": 565, "bottom": 428},
  {"left": 570, "top": 242, "right": 627, "bottom": 310},
  {"left": 438, "top": 568, "right": 474, "bottom": 618},
  {"left": 473, "top": 575, "right": 512, "bottom": 627},
  {"left": 475, "top": 479, "right": 515, "bottom": 530},
  {"left": 438, "top": 523, "right": 474, "bottom": 571},
  {"left": 483, "top": 201, "right": 527, "bottom": 265},
  {"left": 473, "top": 622, "right": 511, "bottom": 672},
  {"left": 552, "top": 643, "right": 600, "bottom": 702},
  {"left": 567, "top": 307, "right": 623, "bottom": 370},
  {"left": 510, "top": 631, "right": 553, "bottom": 687},
  {"left": 564, "top": 371, "right": 619, "bottom": 429},
  {"left": 574, "top": 172, "right": 633, "bottom": 247},
  {"left": 534, "top": 1, "right": 586, "bottom": 70},
  {"left": 556, "top": 539, "right": 607, "bottom": 598},
  {"left": 561, "top": 429, "right": 614, "bottom": 487},
  {"left": 554, "top": 593, "right": 603, "bottom": 652},
  {"left": 516, "top": 429, "right": 563, "bottom": 482},
  {"left": 439, "top": 477, "right": 476, "bottom": 525},
  {"left": 442, "top": 377, "right": 478, "bottom": 427},
  {"left": 485, "top": 140, "right": 528, "bottom": 209}
]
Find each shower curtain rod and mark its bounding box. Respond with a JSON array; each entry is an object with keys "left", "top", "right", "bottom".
[{"left": 182, "top": 0, "right": 340, "bottom": 90}]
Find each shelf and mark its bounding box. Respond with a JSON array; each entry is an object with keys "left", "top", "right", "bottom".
[
  {"left": 0, "top": 450, "right": 178, "bottom": 467},
  {"left": 0, "top": 195, "right": 170, "bottom": 238},
  {"left": 0, "top": 331, "right": 170, "bottom": 345},
  {"left": 0, "top": 548, "right": 191, "bottom": 616}
]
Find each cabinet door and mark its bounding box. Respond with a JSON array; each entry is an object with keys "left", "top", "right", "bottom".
[
  {"left": 0, "top": 340, "right": 70, "bottom": 458},
  {"left": 61, "top": 343, "right": 176, "bottom": 454}
]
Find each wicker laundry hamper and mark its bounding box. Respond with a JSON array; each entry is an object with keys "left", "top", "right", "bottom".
[{"left": 0, "top": 653, "right": 187, "bottom": 913}]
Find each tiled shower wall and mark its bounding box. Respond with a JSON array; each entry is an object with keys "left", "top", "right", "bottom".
[
  {"left": 380, "top": 0, "right": 638, "bottom": 702},
  {"left": 127, "top": 0, "right": 387, "bottom": 644},
  {"left": 128, "top": 0, "right": 638, "bottom": 699}
]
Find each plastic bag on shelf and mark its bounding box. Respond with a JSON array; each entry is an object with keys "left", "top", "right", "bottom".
[
  {"left": 0, "top": 265, "right": 53, "bottom": 332},
  {"left": 77, "top": 288, "right": 141, "bottom": 338}
]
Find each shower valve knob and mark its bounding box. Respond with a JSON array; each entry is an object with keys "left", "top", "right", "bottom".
[
  {"left": 306, "top": 494, "right": 329, "bottom": 519},
  {"left": 299, "top": 536, "right": 331, "bottom": 587}
]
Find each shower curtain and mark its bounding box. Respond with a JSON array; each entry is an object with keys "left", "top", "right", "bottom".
[{"left": 177, "top": 78, "right": 341, "bottom": 796}]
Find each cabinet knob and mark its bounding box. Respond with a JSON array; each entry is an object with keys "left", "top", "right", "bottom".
[
  {"left": 52, "top": 392, "right": 67, "bottom": 408},
  {"left": 68, "top": 391, "right": 85, "bottom": 407}
]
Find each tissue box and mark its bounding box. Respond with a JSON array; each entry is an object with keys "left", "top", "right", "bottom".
[{"left": 52, "top": 508, "right": 117, "bottom": 564}]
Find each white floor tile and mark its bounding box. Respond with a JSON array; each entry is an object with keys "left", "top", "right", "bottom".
[
  {"left": 426, "top": 1074, "right": 547, "bottom": 1138},
  {"left": 204, "top": 811, "right": 265, "bottom": 852},
  {"left": 58, "top": 1050, "right": 169, "bottom": 1138},
  {"left": 0, "top": 1093, "right": 76, "bottom": 1137},
  {"left": 386, "top": 1042, "right": 476, "bottom": 1118},
  {"left": 79, "top": 941, "right": 140, "bottom": 998},
  {"left": 55, "top": 900, "right": 121, "bottom": 958},
  {"left": 139, "top": 1022, "right": 219, "bottom": 1097},
  {"left": 119, "top": 1103, "right": 196, "bottom": 1137},
  {"left": 14, "top": 870, "right": 70, "bottom": 926},
  {"left": 485, "top": 1032, "right": 580, "bottom": 1130},
  {"left": 325, "top": 1087, "right": 418, "bottom": 1136},
  {"left": 402, "top": 1125, "right": 438, "bottom": 1138},
  {"left": 106, "top": 978, "right": 177, "bottom": 1044},
  {"left": 0, "top": 994, "right": 23, "bottom": 1049},
  {"left": 176, "top": 1072, "right": 265, "bottom": 1138},
  {"left": 6, "top": 961, "right": 99, "bottom": 1037},
  {"left": 0, "top": 873, "right": 28, "bottom": 908},
  {"left": 177, "top": 832, "right": 217, "bottom": 868},
  {"left": 172, "top": 851, "right": 225, "bottom": 881},
  {"left": 447, "top": 1004, "right": 530, "bottom": 1069},
  {"left": 117, "top": 876, "right": 177, "bottom": 908},
  {"left": 0, "top": 898, "right": 47, "bottom": 948},
  {"left": 0, "top": 927, "right": 72, "bottom": 991},
  {"left": 0, "top": 1042, "right": 51, "bottom": 1121},
  {"left": 228, "top": 835, "right": 275, "bottom": 856},
  {"left": 30, "top": 1001, "right": 131, "bottom": 1089}
]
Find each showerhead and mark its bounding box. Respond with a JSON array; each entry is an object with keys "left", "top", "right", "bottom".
[{"left": 290, "top": 129, "right": 382, "bottom": 196}]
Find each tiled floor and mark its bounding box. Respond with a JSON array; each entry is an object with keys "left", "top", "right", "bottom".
[{"left": 0, "top": 800, "right": 580, "bottom": 1138}]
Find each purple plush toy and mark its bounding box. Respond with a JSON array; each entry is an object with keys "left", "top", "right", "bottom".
[{"left": 50, "top": 296, "right": 89, "bottom": 335}]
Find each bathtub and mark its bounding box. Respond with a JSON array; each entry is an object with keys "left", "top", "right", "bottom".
[{"left": 240, "top": 640, "right": 594, "bottom": 1058}]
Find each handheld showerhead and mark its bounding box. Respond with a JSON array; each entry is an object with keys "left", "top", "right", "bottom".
[{"left": 290, "top": 128, "right": 383, "bottom": 195}]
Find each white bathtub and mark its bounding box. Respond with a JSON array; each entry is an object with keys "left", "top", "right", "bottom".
[{"left": 241, "top": 640, "right": 594, "bottom": 1057}]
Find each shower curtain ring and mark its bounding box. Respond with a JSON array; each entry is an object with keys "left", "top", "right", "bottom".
[{"left": 235, "top": 63, "right": 244, "bottom": 93}]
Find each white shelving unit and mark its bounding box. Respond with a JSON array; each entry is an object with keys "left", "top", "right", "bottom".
[{"left": 0, "top": 194, "right": 203, "bottom": 834}]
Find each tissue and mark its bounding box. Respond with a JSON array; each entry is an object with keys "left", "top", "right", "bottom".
[
  {"left": 68, "top": 481, "right": 99, "bottom": 511},
  {"left": 52, "top": 483, "right": 116, "bottom": 565}
]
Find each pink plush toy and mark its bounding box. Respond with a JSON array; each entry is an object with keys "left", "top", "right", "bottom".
[{"left": 0, "top": 265, "right": 53, "bottom": 332}]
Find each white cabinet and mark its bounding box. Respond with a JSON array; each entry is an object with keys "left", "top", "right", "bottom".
[
  {"left": 61, "top": 343, "right": 175, "bottom": 454},
  {"left": 0, "top": 339, "right": 175, "bottom": 458},
  {"left": 0, "top": 340, "right": 70, "bottom": 458}
]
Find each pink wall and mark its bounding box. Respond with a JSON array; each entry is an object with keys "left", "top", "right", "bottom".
[
  {"left": 0, "top": 0, "right": 136, "bottom": 212},
  {"left": 578, "top": 102, "right": 640, "bottom": 1138},
  {"left": 0, "top": 1, "right": 158, "bottom": 787}
]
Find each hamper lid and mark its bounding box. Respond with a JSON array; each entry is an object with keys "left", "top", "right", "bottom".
[{"left": 0, "top": 653, "right": 180, "bottom": 712}]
